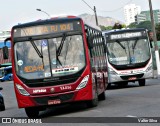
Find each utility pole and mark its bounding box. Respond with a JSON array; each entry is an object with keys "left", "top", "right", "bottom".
[
  {"left": 148, "top": 0, "right": 160, "bottom": 77},
  {"left": 81, "top": 0, "right": 99, "bottom": 26},
  {"left": 94, "top": 6, "right": 98, "bottom": 26}
]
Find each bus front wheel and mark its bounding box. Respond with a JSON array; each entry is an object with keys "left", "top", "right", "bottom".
[
  {"left": 86, "top": 87, "right": 98, "bottom": 108},
  {"left": 25, "top": 107, "right": 39, "bottom": 118},
  {"left": 98, "top": 92, "right": 106, "bottom": 100},
  {"left": 138, "top": 79, "right": 145, "bottom": 86}
]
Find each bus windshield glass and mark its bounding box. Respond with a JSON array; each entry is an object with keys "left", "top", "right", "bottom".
[
  {"left": 107, "top": 38, "right": 150, "bottom": 65},
  {"left": 14, "top": 35, "right": 85, "bottom": 79}
]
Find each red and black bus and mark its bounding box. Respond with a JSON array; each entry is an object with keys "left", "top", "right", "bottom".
[{"left": 3, "top": 16, "right": 108, "bottom": 118}]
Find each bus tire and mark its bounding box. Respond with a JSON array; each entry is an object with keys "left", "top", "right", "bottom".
[
  {"left": 118, "top": 82, "right": 128, "bottom": 87},
  {"left": 25, "top": 107, "right": 39, "bottom": 118},
  {"left": 1, "top": 105, "right": 5, "bottom": 111},
  {"left": 98, "top": 91, "right": 106, "bottom": 100},
  {"left": 123, "top": 81, "right": 128, "bottom": 86},
  {"left": 86, "top": 81, "right": 98, "bottom": 108},
  {"left": 138, "top": 79, "right": 145, "bottom": 86},
  {"left": 107, "top": 83, "right": 111, "bottom": 89}
]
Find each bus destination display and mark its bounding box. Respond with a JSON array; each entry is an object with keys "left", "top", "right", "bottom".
[
  {"left": 14, "top": 23, "right": 74, "bottom": 37},
  {"left": 109, "top": 32, "right": 144, "bottom": 40}
]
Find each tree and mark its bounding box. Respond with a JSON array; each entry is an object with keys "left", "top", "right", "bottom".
[
  {"left": 137, "top": 21, "right": 152, "bottom": 30},
  {"left": 105, "top": 26, "right": 113, "bottom": 30},
  {"left": 99, "top": 25, "right": 113, "bottom": 31},
  {"left": 127, "top": 22, "right": 137, "bottom": 28},
  {"left": 112, "top": 22, "right": 122, "bottom": 29},
  {"left": 99, "top": 25, "right": 106, "bottom": 31}
]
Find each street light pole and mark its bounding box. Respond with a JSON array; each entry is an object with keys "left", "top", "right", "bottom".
[
  {"left": 81, "top": 0, "right": 99, "bottom": 26},
  {"left": 148, "top": 0, "right": 160, "bottom": 77},
  {"left": 94, "top": 6, "right": 98, "bottom": 26},
  {"left": 36, "top": 9, "right": 50, "bottom": 18}
]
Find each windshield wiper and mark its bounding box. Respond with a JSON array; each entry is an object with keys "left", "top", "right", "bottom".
[
  {"left": 116, "top": 40, "right": 125, "bottom": 49},
  {"left": 56, "top": 33, "right": 67, "bottom": 66},
  {"left": 116, "top": 40, "right": 127, "bottom": 54},
  {"left": 30, "top": 39, "right": 43, "bottom": 58}
]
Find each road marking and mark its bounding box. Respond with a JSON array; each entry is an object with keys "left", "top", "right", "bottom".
[{"left": 126, "top": 115, "right": 137, "bottom": 118}]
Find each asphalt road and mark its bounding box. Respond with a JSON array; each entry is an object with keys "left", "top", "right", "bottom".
[{"left": 0, "top": 79, "right": 160, "bottom": 126}]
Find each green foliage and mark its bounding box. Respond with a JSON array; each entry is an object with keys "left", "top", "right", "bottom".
[
  {"left": 137, "top": 21, "right": 152, "bottom": 30},
  {"left": 127, "top": 22, "right": 137, "bottom": 28},
  {"left": 127, "top": 21, "right": 160, "bottom": 41},
  {"left": 106, "top": 26, "right": 113, "bottom": 30},
  {"left": 99, "top": 25, "right": 113, "bottom": 31},
  {"left": 122, "top": 24, "right": 127, "bottom": 28},
  {"left": 100, "top": 23, "right": 126, "bottom": 31},
  {"left": 127, "top": 21, "right": 152, "bottom": 30},
  {"left": 99, "top": 25, "right": 106, "bottom": 31}
]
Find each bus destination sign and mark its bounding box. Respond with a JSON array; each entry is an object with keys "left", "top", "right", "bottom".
[
  {"left": 14, "top": 23, "right": 74, "bottom": 37},
  {"left": 110, "top": 32, "right": 143, "bottom": 40}
]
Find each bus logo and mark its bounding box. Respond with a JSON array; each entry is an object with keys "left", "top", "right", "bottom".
[
  {"left": 50, "top": 88, "right": 55, "bottom": 93},
  {"left": 33, "top": 89, "right": 47, "bottom": 93}
]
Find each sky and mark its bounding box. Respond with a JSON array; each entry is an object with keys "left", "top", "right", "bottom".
[{"left": 0, "top": 0, "right": 160, "bottom": 30}]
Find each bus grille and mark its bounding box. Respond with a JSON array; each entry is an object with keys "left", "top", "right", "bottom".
[{"left": 120, "top": 74, "right": 144, "bottom": 80}]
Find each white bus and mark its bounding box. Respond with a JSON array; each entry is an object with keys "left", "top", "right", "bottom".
[{"left": 103, "top": 28, "right": 153, "bottom": 87}]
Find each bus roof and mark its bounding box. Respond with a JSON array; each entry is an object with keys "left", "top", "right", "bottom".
[
  {"left": 12, "top": 16, "right": 82, "bottom": 29},
  {"left": 102, "top": 28, "right": 147, "bottom": 35}
]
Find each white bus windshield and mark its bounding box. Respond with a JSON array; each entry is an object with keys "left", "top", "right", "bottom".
[
  {"left": 107, "top": 38, "right": 150, "bottom": 65},
  {"left": 14, "top": 35, "right": 85, "bottom": 79}
]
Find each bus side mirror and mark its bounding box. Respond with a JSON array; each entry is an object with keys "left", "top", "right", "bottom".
[
  {"left": 3, "top": 46, "right": 9, "bottom": 59},
  {"left": 87, "top": 36, "right": 94, "bottom": 49},
  {"left": 0, "top": 87, "right": 3, "bottom": 90}
]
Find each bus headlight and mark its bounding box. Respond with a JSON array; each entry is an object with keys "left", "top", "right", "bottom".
[
  {"left": 108, "top": 68, "right": 117, "bottom": 75},
  {"left": 76, "top": 75, "right": 89, "bottom": 90},
  {"left": 16, "top": 84, "right": 30, "bottom": 96}
]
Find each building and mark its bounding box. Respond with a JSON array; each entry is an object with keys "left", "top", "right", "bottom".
[
  {"left": 124, "top": 4, "right": 141, "bottom": 26},
  {"left": 0, "top": 31, "right": 11, "bottom": 65},
  {"left": 135, "top": 9, "right": 160, "bottom": 24}
]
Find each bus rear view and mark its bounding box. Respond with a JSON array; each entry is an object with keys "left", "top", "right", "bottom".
[{"left": 103, "top": 28, "right": 153, "bottom": 87}]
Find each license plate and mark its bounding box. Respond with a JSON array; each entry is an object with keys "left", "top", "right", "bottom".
[
  {"left": 128, "top": 77, "right": 137, "bottom": 80},
  {"left": 48, "top": 99, "right": 61, "bottom": 105}
]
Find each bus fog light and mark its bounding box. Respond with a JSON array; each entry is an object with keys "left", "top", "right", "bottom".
[
  {"left": 76, "top": 75, "right": 89, "bottom": 90},
  {"left": 16, "top": 84, "right": 30, "bottom": 96}
]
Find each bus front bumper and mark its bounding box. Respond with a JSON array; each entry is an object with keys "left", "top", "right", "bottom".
[{"left": 15, "top": 84, "right": 93, "bottom": 108}]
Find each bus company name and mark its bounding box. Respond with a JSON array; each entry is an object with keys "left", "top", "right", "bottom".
[
  {"left": 110, "top": 32, "right": 142, "bottom": 40},
  {"left": 33, "top": 89, "right": 47, "bottom": 93},
  {"left": 60, "top": 85, "right": 72, "bottom": 90}
]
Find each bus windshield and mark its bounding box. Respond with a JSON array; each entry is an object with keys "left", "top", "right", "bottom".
[
  {"left": 14, "top": 35, "right": 85, "bottom": 79},
  {"left": 107, "top": 38, "right": 150, "bottom": 65}
]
